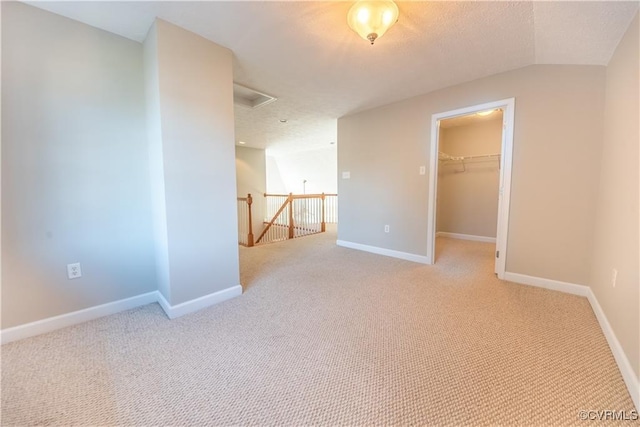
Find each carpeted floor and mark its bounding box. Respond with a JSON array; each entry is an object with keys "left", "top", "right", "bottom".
[{"left": 1, "top": 227, "right": 636, "bottom": 426}]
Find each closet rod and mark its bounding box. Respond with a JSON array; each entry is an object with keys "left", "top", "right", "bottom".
[{"left": 438, "top": 151, "right": 501, "bottom": 161}]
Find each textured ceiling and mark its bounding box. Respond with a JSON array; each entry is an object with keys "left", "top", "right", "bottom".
[{"left": 25, "top": 1, "right": 639, "bottom": 154}]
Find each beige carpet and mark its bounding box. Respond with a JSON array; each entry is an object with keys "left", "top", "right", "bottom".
[{"left": 1, "top": 227, "right": 637, "bottom": 426}]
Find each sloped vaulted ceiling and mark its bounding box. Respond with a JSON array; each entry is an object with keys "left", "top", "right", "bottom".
[{"left": 25, "top": 1, "right": 640, "bottom": 153}]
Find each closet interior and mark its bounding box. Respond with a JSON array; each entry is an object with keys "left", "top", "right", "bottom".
[{"left": 436, "top": 109, "right": 504, "bottom": 250}]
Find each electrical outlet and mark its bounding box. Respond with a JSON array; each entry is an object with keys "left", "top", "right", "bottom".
[
  {"left": 419, "top": 166, "right": 426, "bottom": 175},
  {"left": 384, "top": 225, "right": 390, "bottom": 233},
  {"left": 67, "top": 263, "right": 82, "bottom": 279},
  {"left": 611, "top": 268, "right": 617, "bottom": 287}
]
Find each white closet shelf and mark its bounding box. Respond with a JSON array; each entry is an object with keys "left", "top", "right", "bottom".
[
  {"left": 438, "top": 151, "right": 501, "bottom": 172},
  {"left": 438, "top": 151, "right": 501, "bottom": 162}
]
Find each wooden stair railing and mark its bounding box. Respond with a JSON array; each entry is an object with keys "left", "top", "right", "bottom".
[
  {"left": 256, "top": 193, "right": 337, "bottom": 245},
  {"left": 256, "top": 193, "right": 293, "bottom": 244},
  {"left": 236, "top": 193, "right": 254, "bottom": 247}
]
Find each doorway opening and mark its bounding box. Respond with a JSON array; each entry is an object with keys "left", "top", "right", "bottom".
[{"left": 426, "top": 99, "right": 515, "bottom": 279}]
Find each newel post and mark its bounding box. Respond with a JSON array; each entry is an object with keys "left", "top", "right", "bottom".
[
  {"left": 247, "top": 193, "right": 254, "bottom": 247},
  {"left": 288, "top": 193, "right": 294, "bottom": 239}
]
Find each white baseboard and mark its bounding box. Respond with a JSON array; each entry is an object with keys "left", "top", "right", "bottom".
[
  {"left": 504, "top": 271, "right": 638, "bottom": 410},
  {"left": 436, "top": 232, "right": 496, "bottom": 243},
  {"left": 336, "top": 240, "right": 429, "bottom": 264},
  {"left": 0, "top": 291, "right": 158, "bottom": 344},
  {"left": 156, "top": 285, "right": 243, "bottom": 319},
  {"left": 503, "top": 272, "right": 590, "bottom": 296},
  {"left": 586, "top": 288, "right": 639, "bottom": 410},
  {"left": 1, "top": 285, "right": 244, "bottom": 344}
]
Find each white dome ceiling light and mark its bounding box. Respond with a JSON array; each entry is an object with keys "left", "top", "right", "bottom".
[{"left": 347, "top": 0, "right": 399, "bottom": 45}]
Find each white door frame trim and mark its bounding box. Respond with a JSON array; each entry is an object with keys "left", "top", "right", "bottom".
[{"left": 426, "top": 98, "right": 515, "bottom": 279}]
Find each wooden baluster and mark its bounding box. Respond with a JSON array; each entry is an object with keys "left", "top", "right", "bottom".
[
  {"left": 321, "top": 193, "right": 326, "bottom": 232},
  {"left": 247, "top": 193, "right": 254, "bottom": 247},
  {"left": 256, "top": 195, "right": 290, "bottom": 244},
  {"left": 263, "top": 193, "right": 268, "bottom": 225},
  {"left": 288, "top": 193, "right": 294, "bottom": 239}
]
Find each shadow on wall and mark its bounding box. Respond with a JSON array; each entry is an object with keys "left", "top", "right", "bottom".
[{"left": 266, "top": 146, "right": 337, "bottom": 194}]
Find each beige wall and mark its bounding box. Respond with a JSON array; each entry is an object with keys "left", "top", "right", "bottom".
[
  {"left": 437, "top": 118, "right": 502, "bottom": 237},
  {"left": 338, "top": 64, "right": 605, "bottom": 284},
  {"left": 1, "top": 3, "right": 241, "bottom": 329},
  {"left": 236, "top": 146, "right": 266, "bottom": 234},
  {"left": 589, "top": 14, "right": 639, "bottom": 379},
  {"left": 1, "top": 2, "right": 156, "bottom": 327},
  {"left": 144, "top": 21, "right": 171, "bottom": 302},
  {"left": 146, "top": 19, "right": 239, "bottom": 305}
]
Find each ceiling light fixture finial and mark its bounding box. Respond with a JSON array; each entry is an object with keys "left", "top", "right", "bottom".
[{"left": 347, "top": 0, "right": 399, "bottom": 45}]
